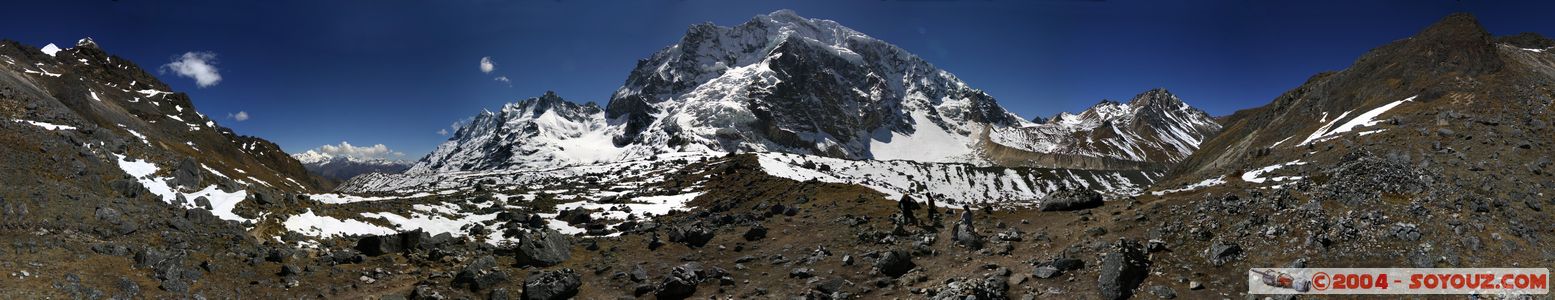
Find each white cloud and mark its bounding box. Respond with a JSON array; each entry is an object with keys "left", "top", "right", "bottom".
[
  {"left": 440, "top": 116, "right": 474, "bottom": 136},
  {"left": 227, "top": 111, "right": 250, "bottom": 121},
  {"left": 494, "top": 76, "right": 511, "bottom": 86},
  {"left": 479, "top": 56, "right": 495, "bottom": 74},
  {"left": 310, "top": 141, "right": 404, "bottom": 160},
  {"left": 161, "top": 52, "right": 223, "bottom": 87}
]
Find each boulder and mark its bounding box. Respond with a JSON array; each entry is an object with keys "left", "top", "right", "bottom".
[
  {"left": 1097, "top": 239, "right": 1150, "bottom": 300},
  {"left": 742, "top": 225, "right": 767, "bottom": 241},
  {"left": 514, "top": 228, "right": 571, "bottom": 267},
  {"left": 1039, "top": 188, "right": 1104, "bottom": 211},
  {"left": 522, "top": 269, "right": 580, "bottom": 300},
  {"left": 172, "top": 157, "right": 202, "bottom": 189},
  {"left": 667, "top": 224, "right": 715, "bottom": 248},
  {"left": 1206, "top": 242, "right": 1242, "bottom": 266},
  {"left": 1033, "top": 266, "right": 1061, "bottom": 279},
  {"left": 109, "top": 179, "right": 147, "bottom": 198},
  {"left": 874, "top": 249, "right": 916, "bottom": 277},
  {"left": 453, "top": 256, "right": 508, "bottom": 292},
  {"left": 193, "top": 196, "right": 213, "bottom": 210},
  {"left": 655, "top": 263, "right": 702, "bottom": 300},
  {"left": 355, "top": 230, "right": 431, "bottom": 256}
]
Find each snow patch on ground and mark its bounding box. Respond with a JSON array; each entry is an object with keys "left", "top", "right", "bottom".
[
  {"left": 284, "top": 209, "right": 396, "bottom": 238},
  {"left": 1299, "top": 96, "right": 1414, "bottom": 146},
  {"left": 555, "top": 192, "right": 704, "bottom": 222},
  {"left": 309, "top": 193, "right": 403, "bottom": 204},
  {"left": 359, "top": 203, "right": 505, "bottom": 243},
  {"left": 1241, "top": 160, "right": 1308, "bottom": 184},
  {"left": 14, "top": 119, "right": 76, "bottom": 130},
  {"left": 1150, "top": 176, "right": 1226, "bottom": 196},
  {"left": 868, "top": 112, "right": 973, "bottom": 162}
]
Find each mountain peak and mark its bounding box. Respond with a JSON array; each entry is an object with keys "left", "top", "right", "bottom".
[
  {"left": 76, "top": 37, "right": 98, "bottom": 49},
  {"left": 1413, "top": 13, "right": 1491, "bottom": 44},
  {"left": 1127, "top": 88, "right": 1185, "bottom": 109}
]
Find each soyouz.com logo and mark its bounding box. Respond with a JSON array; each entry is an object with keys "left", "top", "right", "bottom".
[{"left": 1249, "top": 268, "right": 1549, "bottom": 295}]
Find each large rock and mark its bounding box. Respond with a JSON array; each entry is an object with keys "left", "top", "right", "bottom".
[
  {"left": 1038, "top": 188, "right": 1104, "bottom": 211},
  {"left": 522, "top": 269, "right": 580, "bottom": 300},
  {"left": 654, "top": 263, "right": 702, "bottom": 300},
  {"left": 667, "top": 224, "right": 715, "bottom": 248},
  {"left": 513, "top": 228, "right": 571, "bottom": 267},
  {"left": 1206, "top": 241, "right": 1242, "bottom": 266},
  {"left": 874, "top": 249, "right": 916, "bottom": 277},
  {"left": 109, "top": 179, "right": 147, "bottom": 198},
  {"left": 1097, "top": 239, "right": 1150, "bottom": 300},
  {"left": 172, "top": 157, "right": 202, "bottom": 189},
  {"left": 355, "top": 230, "right": 431, "bottom": 256},
  {"left": 453, "top": 256, "right": 508, "bottom": 292}
]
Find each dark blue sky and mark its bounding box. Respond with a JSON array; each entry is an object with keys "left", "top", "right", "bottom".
[{"left": 5, "top": 0, "right": 1553, "bottom": 157}]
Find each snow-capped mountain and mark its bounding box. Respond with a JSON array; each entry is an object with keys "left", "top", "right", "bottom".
[
  {"left": 984, "top": 88, "right": 1222, "bottom": 169},
  {"left": 292, "top": 150, "right": 409, "bottom": 181},
  {"left": 407, "top": 91, "right": 611, "bottom": 173},
  {"left": 602, "top": 9, "right": 1027, "bottom": 163},
  {"left": 371, "top": 10, "right": 1223, "bottom": 189}
]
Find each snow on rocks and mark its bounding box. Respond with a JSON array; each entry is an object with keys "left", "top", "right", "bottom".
[
  {"left": 756, "top": 152, "right": 1157, "bottom": 207},
  {"left": 112, "top": 154, "right": 253, "bottom": 223}
]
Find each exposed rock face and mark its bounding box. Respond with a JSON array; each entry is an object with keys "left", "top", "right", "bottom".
[{"left": 605, "top": 10, "right": 1026, "bottom": 161}]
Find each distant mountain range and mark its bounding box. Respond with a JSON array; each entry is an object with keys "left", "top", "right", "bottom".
[
  {"left": 291, "top": 150, "right": 409, "bottom": 182},
  {"left": 377, "top": 10, "right": 1221, "bottom": 186}
]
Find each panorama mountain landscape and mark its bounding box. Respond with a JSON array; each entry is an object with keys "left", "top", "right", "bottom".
[{"left": 1, "top": 6, "right": 1553, "bottom": 300}]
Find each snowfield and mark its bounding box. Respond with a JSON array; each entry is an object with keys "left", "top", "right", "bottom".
[{"left": 756, "top": 152, "right": 1159, "bottom": 208}]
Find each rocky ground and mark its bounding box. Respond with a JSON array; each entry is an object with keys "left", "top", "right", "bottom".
[{"left": 5, "top": 150, "right": 1551, "bottom": 299}]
